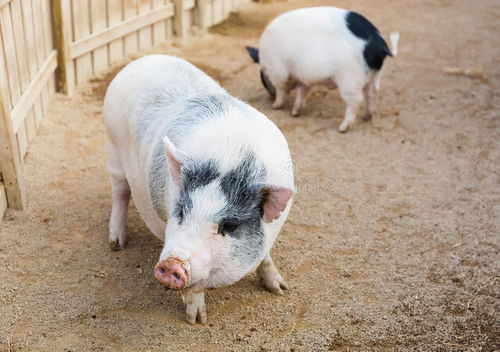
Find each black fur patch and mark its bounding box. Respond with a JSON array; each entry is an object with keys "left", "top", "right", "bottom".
[
  {"left": 345, "top": 11, "right": 392, "bottom": 71},
  {"left": 148, "top": 94, "right": 245, "bottom": 222},
  {"left": 218, "top": 152, "right": 267, "bottom": 263},
  {"left": 174, "top": 159, "right": 220, "bottom": 224},
  {"left": 246, "top": 46, "right": 260, "bottom": 63}
]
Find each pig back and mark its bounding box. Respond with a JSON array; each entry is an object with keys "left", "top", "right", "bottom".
[{"left": 103, "top": 55, "right": 226, "bottom": 238}]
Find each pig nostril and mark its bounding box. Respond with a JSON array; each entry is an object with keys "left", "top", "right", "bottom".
[{"left": 173, "top": 272, "right": 181, "bottom": 281}]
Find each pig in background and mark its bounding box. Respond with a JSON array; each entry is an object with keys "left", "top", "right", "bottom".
[
  {"left": 103, "top": 55, "right": 294, "bottom": 324},
  {"left": 247, "top": 7, "right": 400, "bottom": 132}
]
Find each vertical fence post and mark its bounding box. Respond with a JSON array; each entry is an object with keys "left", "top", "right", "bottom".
[
  {"left": 53, "top": 0, "right": 75, "bottom": 96},
  {"left": 0, "top": 89, "right": 25, "bottom": 211},
  {"left": 173, "top": 0, "right": 187, "bottom": 38},
  {"left": 196, "top": 0, "right": 212, "bottom": 29}
]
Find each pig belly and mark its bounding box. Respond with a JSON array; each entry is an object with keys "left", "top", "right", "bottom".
[{"left": 120, "top": 147, "right": 167, "bottom": 241}]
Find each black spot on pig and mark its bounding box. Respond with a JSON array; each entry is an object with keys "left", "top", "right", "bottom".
[
  {"left": 183, "top": 159, "right": 220, "bottom": 191},
  {"left": 148, "top": 94, "right": 246, "bottom": 222},
  {"left": 218, "top": 151, "right": 267, "bottom": 263},
  {"left": 174, "top": 159, "right": 221, "bottom": 224},
  {"left": 345, "top": 11, "right": 392, "bottom": 71},
  {"left": 246, "top": 46, "right": 260, "bottom": 63}
]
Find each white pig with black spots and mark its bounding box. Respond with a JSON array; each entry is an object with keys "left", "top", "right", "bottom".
[
  {"left": 103, "top": 55, "right": 294, "bottom": 324},
  {"left": 246, "top": 6, "right": 399, "bottom": 132}
]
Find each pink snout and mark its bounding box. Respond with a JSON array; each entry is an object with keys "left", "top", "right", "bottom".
[{"left": 154, "top": 257, "right": 189, "bottom": 289}]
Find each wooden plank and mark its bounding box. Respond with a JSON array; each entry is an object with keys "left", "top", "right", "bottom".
[
  {"left": 107, "top": 0, "right": 124, "bottom": 64},
  {"left": 11, "top": 51, "right": 57, "bottom": 133},
  {"left": 212, "top": 0, "right": 223, "bottom": 25},
  {"left": 34, "top": 0, "right": 51, "bottom": 110},
  {"left": 223, "top": 0, "right": 231, "bottom": 18},
  {"left": 184, "top": 0, "right": 194, "bottom": 10},
  {"left": 48, "top": 74, "right": 56, "bottom": 98},
  {"left": 0, "top": 26, "right": 25, "bottom": 209},
  {"left": 196, "top": 0, "right": 211, "bottom": 29},
  {"left": 53, "top": 0, "right": 75, "bottom": 95},
  {"left": 10, "top": 0, "right": 30, "bottom": 92},
  {"left": 31, "top": 0, "right": 47, "bottom": 67},
  {"left": 152, "top": 0, "right": 166, "bottom": 45},
  {"left": 166, "top": 17, "right": 173, "bottom": 39},
  {"left": 33, "top": 96, "right": 43, "bottom": 128},
  {"left": 0, "top": 0, "right": 12, "bottom": 9},
  {"left": 20, "top": 0, "right": 38, "bottom": 78},
  {"left": 72, "top": 0, "right": 93, "bottom": 84},
  {"left": 123, "top": 0, "right": 139, "bottom": 56},
  {"left": 0, "top": 5, "right": 21, "bottom": 105},
  {"left": 16, "top": 123, "right": 27, "bottom": 157},
  {"left": 70, "top": 3, "right": 174, "bottom": 58},
  {"left": 138, "top": 0, "right": 152, "bottom": 50},
  {"left": 173, "top": 0, "right": 186, "bottom": 38},
  {"left": 0, "top": 182, "right": 7, "bottom": 221},
  {"left": 25, "top": 110, "right": 36, "bottom": 143},
  {"left": 40, "top": 0, "right": 55, "bottom": 53},
  {"left": 90, "top": 0, "right": 110, "bottom": 74}
]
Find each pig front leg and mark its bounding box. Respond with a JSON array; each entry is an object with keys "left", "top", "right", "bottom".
[
  {"left": 108, "top": 144, "right": 130, "bottom": 250},
  {"left": 183, "top": 289, "right": 207, "bottom": 324},
  {"left": 257, "top": 254, "right": 289, "bottom": 295},
  {"left": 291, "top": 83, "right": 310, "bottom": 117}
]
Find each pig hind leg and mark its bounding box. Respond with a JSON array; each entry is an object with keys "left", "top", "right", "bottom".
[
  {"left": 107, "top": 143, "right": 131, "bottom": 250},
  {"left": 257, "top": 254, "right": 289, "bottom": 295},
  {"left": 268, "top": 69, "right": 289, "bottom": 110},
  {"left": 291, "top": 83, "right": 310, "bottom": 117},
  {"left": 361, "top": 72, "right": 381, "bottom": 121},
  {"left": 337, "top": 79, "right": 364, "bottom": 133}
]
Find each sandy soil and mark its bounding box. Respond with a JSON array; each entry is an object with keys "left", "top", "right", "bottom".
[{"left": 1, "top": 0, "right": 499, "bottom": 351}]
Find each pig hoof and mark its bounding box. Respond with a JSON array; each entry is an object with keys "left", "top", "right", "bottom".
[
  {"left": 272, "top": 102, "right": 283, "bottom": 110},
  {"left": 261, "top": 275, "right": 289, "bottom": 296},
  {"left": 109, "top": 239, "right": 126, "bottom": 251},
  {"left": 361, "top": 113, "right": 373, "bottom": 121},
  {"left": 186, "top": 303, "right": 207, "bottom": 325},
  {"left": 338, "top": 123, "right": 349, "bottom": 133},
  {"left": 291, "top": 110, "right": 300, "bottom": 117},
  {"left": 185, "top": 291, "right": 207, "bottom": 324}
]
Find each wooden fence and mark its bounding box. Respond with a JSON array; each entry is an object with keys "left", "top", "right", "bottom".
[{"left": 0, "top": 0, "right": 249, "bottom": 219}]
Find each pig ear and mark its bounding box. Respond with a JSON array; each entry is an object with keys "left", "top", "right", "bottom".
[
  {"left": 245, "top": 46, "right": 260, "bottom": 63},
  {"left": 260, "top": 185, "right": 294, "bottom": 223},
  {"left": 162, "top": 136, "right": 183, "bottom": 185}
]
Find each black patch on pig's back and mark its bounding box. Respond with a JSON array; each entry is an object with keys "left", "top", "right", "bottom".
[{"left": 345, "top": 11, "right": 391, "bottom": 71}]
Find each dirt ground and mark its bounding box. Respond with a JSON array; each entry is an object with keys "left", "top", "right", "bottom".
[{"left": 1, "top": 0, "right": 499, "bottom": 351}]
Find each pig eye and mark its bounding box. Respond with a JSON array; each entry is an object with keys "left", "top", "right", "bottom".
[{"left": 219, "top": 220, "right": 239, "bottom": 235}]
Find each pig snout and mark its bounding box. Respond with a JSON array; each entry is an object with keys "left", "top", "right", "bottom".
[{"left": 154, "top": 257, "right": 189, "bottom": 289}]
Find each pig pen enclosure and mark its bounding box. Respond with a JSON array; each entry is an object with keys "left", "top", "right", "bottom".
[{"left": 0, "top": 0, "right": 499, "bottom": 350}]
